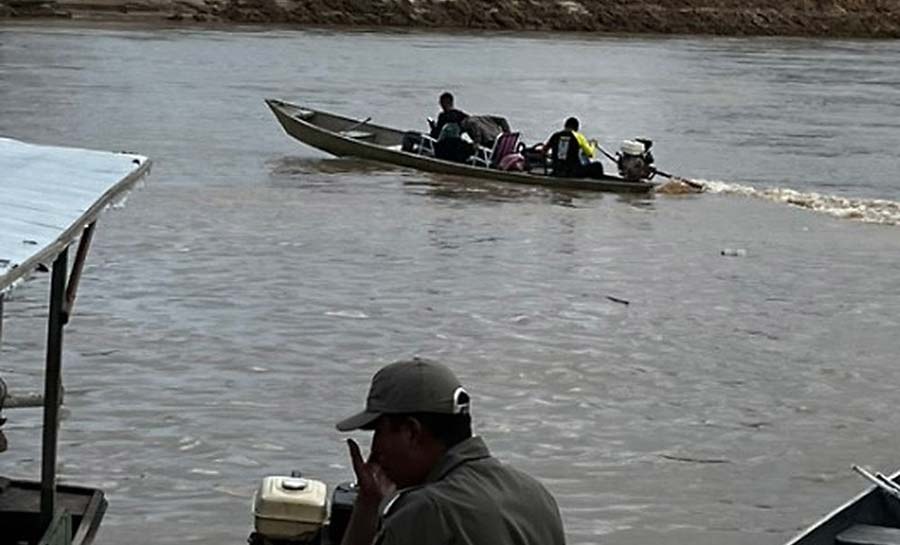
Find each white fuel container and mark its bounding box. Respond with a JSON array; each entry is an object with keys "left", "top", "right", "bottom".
[
  {"left": 620, "top": 140, "right": 645, "bottom": 156},
  {"left": 252, "top": 476, "right": 328, "bottom": 542}
]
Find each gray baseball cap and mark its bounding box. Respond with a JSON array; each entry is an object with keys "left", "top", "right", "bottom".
[{"left": 336, "top": 357, "right": 470, "bottom": 432}]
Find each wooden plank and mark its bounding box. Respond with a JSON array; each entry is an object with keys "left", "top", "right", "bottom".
[
  {"left": 838, "top": 524, "right": 900, "bottom": 545},
  {"left": 340, "top": 130, "right": 375, "bottom": 140},
  {"left": 37, "top": 510, "right": 71, "bottom": 545}
]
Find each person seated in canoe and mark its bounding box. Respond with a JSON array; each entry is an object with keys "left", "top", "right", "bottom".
[
  {"left": 429, "top": 91, "right": 468, "bottom": 139},
  {"left": 544, "top": 117, "right": 605, "bottom": 178},
  {"left": 429, "top": 92, "right": 474, "bottom": 163}
]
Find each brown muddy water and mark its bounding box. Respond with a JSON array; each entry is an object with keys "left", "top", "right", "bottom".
[{"left": 1, "top": 24, "right": 900, "bottom": 545}]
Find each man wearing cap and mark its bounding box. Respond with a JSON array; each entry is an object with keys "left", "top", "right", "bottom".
[{"left": 336, "top": 357, "right": 566, "bottom": 545}]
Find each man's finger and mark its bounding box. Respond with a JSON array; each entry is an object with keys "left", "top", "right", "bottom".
[{"left": 347, "top": 438, "right": 365, "bottom": 475}]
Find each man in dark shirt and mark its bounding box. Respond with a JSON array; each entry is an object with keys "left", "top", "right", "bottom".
[
  {"left": 429, "top": 92, "right": 469, "bottom": 139},
  {"left": 428, "top": 92, "right": 474, "bottom": 162},
  {"left": 336, "top": 357, "right": 566, "bottom": 545},
  {"left": 544, "top": 116, "right": 604, "bottom": 178}
]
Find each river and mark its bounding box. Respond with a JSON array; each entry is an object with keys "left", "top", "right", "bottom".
[{"left": 1, "top": 23, "right": 899, "bottom": 545}]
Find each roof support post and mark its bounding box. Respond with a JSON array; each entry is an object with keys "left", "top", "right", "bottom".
[
  {"left": 63, "top": 221, "right": 96, "bottom": 324},
  {"left": 0, "top": 292, "right": 4, "bottom": 346},
  {"left": 41, "top": 245, "right": 68, "bottom": 528}
]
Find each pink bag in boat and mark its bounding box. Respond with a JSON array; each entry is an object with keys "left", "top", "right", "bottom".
[{"left": 498, "top": 153, "right": 525, "bottom": 172}]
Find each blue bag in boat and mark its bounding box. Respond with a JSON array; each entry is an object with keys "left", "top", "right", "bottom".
[{"left": 438, "top": 122, "right": 462, "bottom": 141}]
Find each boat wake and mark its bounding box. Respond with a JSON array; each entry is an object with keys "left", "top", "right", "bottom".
[{"left": 698, "top": 179, "right": 900, "bottom": 226}]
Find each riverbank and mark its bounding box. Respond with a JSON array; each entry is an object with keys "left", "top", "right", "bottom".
[{"left": 2, "top": 0, "right": 899, "bottom": 38}]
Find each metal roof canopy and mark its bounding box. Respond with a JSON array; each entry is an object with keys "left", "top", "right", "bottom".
[
  {"left": 0, "top": 137, "right": 149, "bottom": 293},
  {"left": 0, "top": 137, "right": 150, "bottom": 534}
]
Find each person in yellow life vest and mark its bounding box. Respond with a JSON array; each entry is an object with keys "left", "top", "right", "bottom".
[{"left": 544, "top": 117, "right": 605, "bottom": 178}]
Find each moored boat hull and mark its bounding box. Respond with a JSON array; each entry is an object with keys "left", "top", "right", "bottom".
[
  {"left": 785, "top": 470, "right": 900, "bottom": 545},
  {"left": 0, "top": 478, "right": 106, "bottom": 545}
]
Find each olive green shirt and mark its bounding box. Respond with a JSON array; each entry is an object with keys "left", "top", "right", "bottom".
[{"left": 374, "top": 436, "right": 565, "bottom": 545}]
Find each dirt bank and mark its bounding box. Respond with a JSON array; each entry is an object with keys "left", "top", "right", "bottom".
[{"left": 2, "top": 0, "right": 899, "bottom": 38}]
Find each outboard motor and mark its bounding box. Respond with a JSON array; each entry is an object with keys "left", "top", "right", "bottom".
[
  {"left": 616, "top": 138, "right": 656, "bottom": 182},
  {"left": 250, "top": 473, "right": 328, "bottom": 545},
  {"left": 328, "top": 481, "right": 358, "bottom": 545},
  {"left": 249, "top": 474, "right": 358, "bottom": 545}
]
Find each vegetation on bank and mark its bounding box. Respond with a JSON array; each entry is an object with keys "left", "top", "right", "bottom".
[{"left": 2, "top": 0, "right": 899, "bottom": 38}]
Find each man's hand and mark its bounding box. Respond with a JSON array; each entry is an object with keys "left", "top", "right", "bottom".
[
  {"left": 340, "top": 439, "right": 397, "bottom": 545},
  {"left": 347, "top": 438, "right": 396, "bottom": 507}
]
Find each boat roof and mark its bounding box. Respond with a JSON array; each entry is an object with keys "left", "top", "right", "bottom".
[{"left": 0, "top": 137, "right": 150, "bottom": 294}]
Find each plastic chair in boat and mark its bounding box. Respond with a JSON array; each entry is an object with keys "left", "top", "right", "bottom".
[
  {"left": 401, "top": 131, "right": 437, "bottom": 157},
  {"left": 418, "top": 135, "right": 436, "bottom": 157},
  {"left": 469, "top": 132, "right": 521, "bottom": 169}
]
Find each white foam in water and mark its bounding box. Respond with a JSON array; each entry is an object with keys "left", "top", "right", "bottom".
[
  {"left": 324, "top": 309, "right": 369, "bottom": 319},
  {"left": 701, "top": 179, "right": 900, "bottom": 226}
]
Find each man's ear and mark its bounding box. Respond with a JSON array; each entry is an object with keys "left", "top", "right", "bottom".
[{"left": 404, "top": 416, "right": 424, "bottom": 443}]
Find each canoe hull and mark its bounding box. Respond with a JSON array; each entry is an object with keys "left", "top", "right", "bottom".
[
  {"left": 0, "top": 478, "right": 106, "bottom": 545},
  {"left": 785, "top": 470, "right": 900, "bottom": 545},
  {"left": 265, "top": 99, "right": 656, "bottom": 194}
]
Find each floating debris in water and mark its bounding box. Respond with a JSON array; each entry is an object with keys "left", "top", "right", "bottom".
[{"left": 661, "top": 454, "right": 730, "bottom": 464}]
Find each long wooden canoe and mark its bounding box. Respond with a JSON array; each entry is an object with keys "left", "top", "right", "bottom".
[
  {"left": 265, "top": 99, "right": 656, "bottom": 194},
  {"left": 785, "top": 468, "right": 900, "bottom": 545}
]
